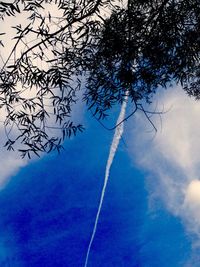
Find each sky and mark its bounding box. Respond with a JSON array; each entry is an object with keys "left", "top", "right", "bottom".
[
  {"left": 0, "top": 85, "right": 198, "bottom": 267},
  {"left": 1, "top": 1, "right": 200, "bottom": 267}
]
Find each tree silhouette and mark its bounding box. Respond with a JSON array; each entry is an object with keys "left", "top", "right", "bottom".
[{"left": 0, "top": 0, "right": 199, "bottom": 157}]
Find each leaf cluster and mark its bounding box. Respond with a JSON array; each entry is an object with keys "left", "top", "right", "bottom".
[
  {"left": 84, "top": 0, "right": 200, "bottom": 119},
  {"left": 0, "top": 0, "right": 200, "bottom": 157}
]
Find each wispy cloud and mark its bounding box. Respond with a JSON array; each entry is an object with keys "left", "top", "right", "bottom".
[
  {"left": 0, "top": 148, "right": 27, "bottom": 189},
  {"left": 126, "top": 86, "right": 200, "bottom": 253},
  {"left": 0, "top": 9, "right": 40, "bottom": 189},
  {"left": 0, "top": 4, "right": 86, "bottom": 189}
]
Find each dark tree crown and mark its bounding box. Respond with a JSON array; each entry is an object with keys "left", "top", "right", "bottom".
[{"left": 0, "top": 0, "right": 199, "bottom": 157}]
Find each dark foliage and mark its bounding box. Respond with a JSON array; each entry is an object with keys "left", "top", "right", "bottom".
[{"left": 0, "top": 0, "right": 200, "bottom": 157}]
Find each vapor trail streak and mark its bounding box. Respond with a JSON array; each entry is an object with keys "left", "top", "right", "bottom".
[{"left": 84, "top": 96, "right": 128, "bottom": 267}]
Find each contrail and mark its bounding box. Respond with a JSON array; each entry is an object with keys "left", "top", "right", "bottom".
[{"left": 84, "top": 95, "right": 128, "bottom": 267}]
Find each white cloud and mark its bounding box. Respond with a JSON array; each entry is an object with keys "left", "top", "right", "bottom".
[
  {"left": 185, "top": 180, "right": 200, "bottom": 206},
  {"left": 0, "top": 149, "right": 27, "bottom": 189},
  {"left": 0, "top": 4, "right": 56, "bottom": 188},
  {"left": 125, "top": 86, "right": 200, "bottom": 253},
  {"left": 0, "top": 20, "right": 26, "bottom": 189},
  {"left": 0, "top": 3, "right": 87, "bottom": 189}
]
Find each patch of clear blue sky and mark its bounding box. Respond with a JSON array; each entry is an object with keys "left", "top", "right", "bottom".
[{"left": 0, "top": 111, "right": 191, "bottom": 266}]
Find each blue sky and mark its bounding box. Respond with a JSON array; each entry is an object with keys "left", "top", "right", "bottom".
[
  {"left": 0, "top": 92, "right": 195, "bottom": 266},
  {"left": 1, "top": 2, "right": 200, "bottom": 266}
]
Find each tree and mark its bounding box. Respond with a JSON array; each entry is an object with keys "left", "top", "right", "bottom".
[{"left": 0, "top": 0, "right": 199, "bottom": 157}]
